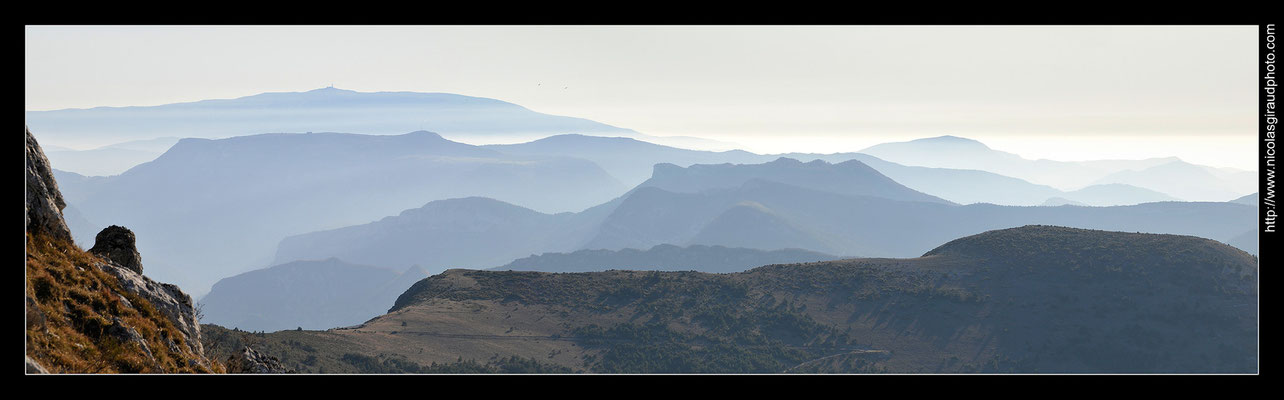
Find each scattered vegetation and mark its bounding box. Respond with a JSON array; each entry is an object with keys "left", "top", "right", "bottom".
[
  {"left": 25, "top": 232, "right": 222, "bottom": 373},
  {"left": 339, "top": 353, "right": 573, "bottom": 374},
  {"left": 207, "top": 226, "right": 1259, "bottom": 373}
]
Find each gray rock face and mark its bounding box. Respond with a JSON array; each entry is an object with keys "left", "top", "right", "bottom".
[
  {"left": 226, "top": 346, "right": 292, "bottom": 374},
  {"left": 26, "top": 356, "right": 50, "bottom": 374},
  {"left": 94, "top": 258, "right": 205, "bottom": 361},
  {"left": 89, "top": 225, "right": 143, "bottom": 274},
  {"left": 25, "top": 127, "right": 73, "bottom": 241}
]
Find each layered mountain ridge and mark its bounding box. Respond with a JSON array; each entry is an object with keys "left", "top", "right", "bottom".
[
  {"left": 274, "top": 156, "right": 1256, "bottom": 275},
  {"left": 54, "top": 131, "right": 628, "bottom": 296}
]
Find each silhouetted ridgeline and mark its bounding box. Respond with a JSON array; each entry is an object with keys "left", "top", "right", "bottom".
[{"left": 492, "top": 244, "right": 841, "bottom": 274}]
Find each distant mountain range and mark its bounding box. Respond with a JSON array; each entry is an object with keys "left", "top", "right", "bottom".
[
  {"left": 492, "top": 244, "right": 842, "bottom": 274},
  {"left": 638, "top": 157, "right": 953, "bottom": 205},
  {"left": 858, "top": 135, "right": 1177, "bottom": 189},
  {"left": 26, "top": 88, "right": 1264, "bottom": 374},
  {"left": 24, "top": 87, "right": 638, "bottom": 149},
  {"left": 586, "top": 175, "right": 1254, "bottom": 257},
  {"left": 225, "top": 226, "right": 1257, "bottom": 373},
  {"left": 272, "top": 157, "right": 948, "bottom": 272},
  {"left": 199, "top": 258, "right": 429, "bottom": 332},
  {"left": 486, "top": 134, "right": 1198, "bottom": 206},
  {"left": 832, "top": 154, "right": 1180, "bottom": 206},
  {"left": 1091, "top": 160, "right": 1255, "bottom": 202},
  {"left": 54, "top": 131, "right": 627, "bottom": 296},
  {"left": 274, "top": 197, "right": 605, "bottom": 275},
  {"left": 44, "top": 137, "right": 180, "bottom": 177},
  {"left": 486, "top": 134, "right": 768, "bottom": 187},
  {"left": 34, "top": 90, "right": 1259, "bottom": 299},
  {"left": 859, "top": 135, "right": 1255, "bottom": 200},
  {"left": 28, "top": 88, "right": 1252, "bottom": 204}
]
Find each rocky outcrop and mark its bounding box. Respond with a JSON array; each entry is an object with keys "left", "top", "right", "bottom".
[
  {"left": 225, "top": 346, "right": 292, "bottom": 374},
  {"left": 89, "top": 225, "right": 144, "bottom": 274},
  {"left": 26, "top": 127, "right": 213, "bottom": 372},
  {"left": 25, "top": 126, "right": 72, "bottom": 241},
  {"left": 92, "top": 248, "right": 205, "bottom": 359}
]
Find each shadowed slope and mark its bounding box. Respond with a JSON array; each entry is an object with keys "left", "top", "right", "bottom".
[{"left": 244, "top": 226, "right": 1254, "bottom": 374}]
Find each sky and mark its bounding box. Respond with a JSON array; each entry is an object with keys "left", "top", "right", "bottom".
[{"left": 25, "top": 25, "right": 1259, "bottom": 169}]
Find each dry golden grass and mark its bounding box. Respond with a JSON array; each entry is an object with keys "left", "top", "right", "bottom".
[{"left": 25, "top": 232, "right": 225, "bottom": 373}]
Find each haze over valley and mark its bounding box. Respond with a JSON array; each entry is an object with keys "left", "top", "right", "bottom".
[
  {"left": 26, "top": 88, "right": 1260, "bottom": 341},
  {"left": 25, "top": 25, "right": 1260, "bottom": 374}
]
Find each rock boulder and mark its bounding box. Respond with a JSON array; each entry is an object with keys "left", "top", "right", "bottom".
[{"left": 89, "top": 225, "right": 144, "bottom": 274}]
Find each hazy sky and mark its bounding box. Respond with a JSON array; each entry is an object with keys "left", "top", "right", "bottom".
[{"left": 25, "top": 25, "right": 1258, "bottom": 169}]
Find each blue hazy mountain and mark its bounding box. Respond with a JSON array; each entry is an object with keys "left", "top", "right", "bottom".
[
  {"left": 492, "top": 244, "right": 841, "bottom": 274},
  {"left": 46, "top": 148, "right": 160, "bottom": 177},
  {"left": 1092, "top": 160, "right": 1256, "bottom": 202},
  {"left": 25, "top": 87, "right": 639, "bottom": 149},
  {"left": 1041, "top": 197, "right": 1089, "bottom": 207},
  {"left": 807, "top": 153, "right": 1180, "bottom": 206},
  {"left": 49, "top": 170, "right": 111, "bottom": 247},
  {"left": 274, "top": 158, "right": 1256, "bottom": 274},
  {"left": 583, "top": 177, "right": 1255, "bottom": 258},
  {"left": 1057, "top": 183, "right": 1180, "bottom": 205},
  {"left": 487, "top": 134, "right": 1170, "bottom": 206},
  {"left": 486, "top": 134, "right": 771, "bottom": 187},
  {"left": 485, "top": 134, "right": 1242, "bottom": 204},
  {"left": 637, "top": 157, "right": 954, "bottom": 205},
  {"left": 57, "top": 131, "right": 627, "bottom": 296},
  {"left": 199, "top": 258, "right": 430, "bottom": 332},
  {"left": 59, "top": 204, "right": 100, "bottom": 249},
  {"left": 858, "top": 136, "right": 1251, "bottom": 198},
  {"left": 274, "top": 197, "right": 604, "bottom": 274},
  {"left": 1225, "top": 230, "right": 1258, "bottom": 256},
  {"left": 273, "top": 157, "right": 948, "bottom": 270},
  {"left": 43, "top": 137, "right": 182, "bottom": 177},
  {"left": 50, "top": 169, "right": 110, "bottom": 205},
  {"left": 1230, "top": 193, "right": 1257, "bottom": 206},
  {"left": 685, "top": 201, "right": 837, "bottom": 252}
]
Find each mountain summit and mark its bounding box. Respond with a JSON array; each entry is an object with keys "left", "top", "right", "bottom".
[{"left": 639, "top": 157, "right": 954, "bottom": 205}]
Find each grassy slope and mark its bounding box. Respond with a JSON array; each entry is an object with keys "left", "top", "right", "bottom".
[
  {"left": 208, "top": 226, "right": 1257, "bottom": 373},
  {"left": 25, "top": 232, "right": 222, "bottom": 373}
]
